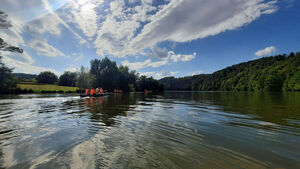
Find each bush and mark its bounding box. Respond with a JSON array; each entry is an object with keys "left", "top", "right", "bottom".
[
  {"left": 36, "top": 71, "right": 58, "bottom": 84},
  {"left": 58, "top": 71, "right": 77, "bottom": 86},
  {"left": 0, "top": 56, "right": 18, "bottom": 94}
]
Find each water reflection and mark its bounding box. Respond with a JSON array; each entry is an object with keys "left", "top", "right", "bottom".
[{"left": 0, "top": 92, "right": 299, "bottom": 168}]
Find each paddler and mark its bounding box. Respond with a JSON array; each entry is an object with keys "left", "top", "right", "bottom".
[{"left": 85, "top": 89, "right": 89, "bottom": 95}]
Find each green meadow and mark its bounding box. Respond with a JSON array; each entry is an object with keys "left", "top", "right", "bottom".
[{"left": 17, "top": 83, "right": 78, "bottom": 93}]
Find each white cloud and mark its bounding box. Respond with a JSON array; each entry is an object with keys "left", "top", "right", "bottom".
[
  {"left": 0, "top": 17, "right": 24, "bottom": 47},
  {"left": 255, "top": 46, "right": 277, "bottom": 57},
  {"left": 141, "top": 70, "right": 179, "bottom": 79},
  {"left": 65, "top": 67, "right": 80, "bottom": 72},
  {"left": 1, "top": 0, "right": 280, "bottom": 73},
  {"left": 167, "top": 51, "right": 196, "bottom": 62},
  {"left": 92, "top": 0, "right": 278, "bottom": 59},
  {"left": 130, "top": 0, "right": 278, "bottom": 52},
  {"left": 29, "top": 39, "right": 65, "bottom": 57},
  {"left": 190, "top": 70, "right": 205, "bottom": 76},
  {"left": 41, "top": 0, "right": 87, "bottom": 44},
  {"left": 122, "top": 51, "right": 195, "bottom": 70},
  {"left": 3, "top": 51, "right": 34, "bottom": 64},
  {"left": 2, "top": 56, "right": 59, "bottom": 75},
  {"left": 2, "top": 0, "right": 88, "bottom": 45},
  {"left": 64, "top": 0, "right": 100, "bottom": 39},
  {"left": 121, "top": 59, "right": 161, "bottom": 70},
  {"left": 26, "top": 14, "right": 62, "bottom": 36},
  {"left": 94, "top": 0, "right": 159, "bottom": 57}
]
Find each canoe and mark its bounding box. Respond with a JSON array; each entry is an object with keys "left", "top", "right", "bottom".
[{"left": 80, "top": 93, "right": 110, "bottom": 97}]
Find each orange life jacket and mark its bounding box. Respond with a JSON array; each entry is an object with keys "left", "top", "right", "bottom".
[
  {"left": 90, "top": 89, "right": 95, "bottom": 95},
  {"left": 85, "top": 89, "right": 89, "bottom": 95}
]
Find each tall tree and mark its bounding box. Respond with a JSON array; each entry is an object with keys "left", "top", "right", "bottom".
[
  {"left": 0, "top": 56, "right": 17, "bottom": 93},
  {"left": 0, "top": 11, "right": 23, "bottom": 93},
  {"left": 76, "top": 66, "right": 96, "bottom": 89},
  {"left": 58, "top": 71, "right": 77, "bottom": 86},
  {"left": 118, "top": 65, "right": 138, "bottom": 91},
  {"left": 90, "top": 57, "right": 120, "bottom": 91}
]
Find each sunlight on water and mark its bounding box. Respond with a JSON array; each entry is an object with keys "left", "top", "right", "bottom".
[{"left": 0, "top": 92, "right": 299, "bottom": 168}]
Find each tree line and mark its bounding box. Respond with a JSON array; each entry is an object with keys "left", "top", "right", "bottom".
[
  {"left": 0, "top": 56, "right": 164, "bottom": 94},
  {"left": 34, "top": 57, "right": 164, "bottom": 92},
  {"left": 160, "top": 52, "right": 300, "bottom": 92}
]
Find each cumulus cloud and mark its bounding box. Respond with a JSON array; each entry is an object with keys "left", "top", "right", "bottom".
[
  {"left": 91, "top": 0, "right": 278, "bottom": 60},
  {"left": 167, "top": 51, "right": 196, "bottom": 62},
  {"left": 93, "top": 0, "right": 160, "bottom": 57},
  {"left": 29, "top": 39, "right": 65, "bottom": 57},
  {"left": 2, "top": 56, "right": 59, "bottom": 74},
  {"left": 3, "top": 51, "right": 34, "bottom": 64},
  {"left": 121, "top": 59, "right": 167, "bottom": 70},
  {"left": 122, "top": 51, "right": 196, "bottom": 70},
  {"left": 141, "top": 70, "right": 179, "bottom": 79},
  {"left": 63, "top": 0, "right": 101, "bottom": 39},
  {"left": 25, "top": 14, "right": 63, "bottom": 36},
  {"left": 130, "top": 0, "right": 278, "bottom": 52},
  {"left": 255, "top": 46, "right": 277, "bottom": 57}
]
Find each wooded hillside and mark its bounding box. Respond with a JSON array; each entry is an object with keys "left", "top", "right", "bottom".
[{"left": 160, "top": 52, "right": 300, "bottom": 91}]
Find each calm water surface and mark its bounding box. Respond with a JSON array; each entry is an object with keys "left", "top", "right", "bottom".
[{"left": 0, "top": 92, "right": 299, "bottom": 169}]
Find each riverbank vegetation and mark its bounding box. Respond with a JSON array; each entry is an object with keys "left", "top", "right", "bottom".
[
  {"left": 2, "top": 52, "right": 300, "bottom": 94},
  {"left": 160, "top": 52, "right": 300, "bottom": 91},
  {"left": 17, "top": 83, "right": 78, "bottom": 93},
  {"left": 0, "top": 55, "right": 164, "bottom": 94},
  {"left": 77, "top": 57, "right": 164, "bottom": 92}
]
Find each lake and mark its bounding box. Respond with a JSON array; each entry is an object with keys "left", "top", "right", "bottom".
[{"left": 0, "top": 92, "right": 299, "bottom": 169}]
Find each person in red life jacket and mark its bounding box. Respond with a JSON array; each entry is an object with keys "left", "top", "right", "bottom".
[
  {"left": 90, "top": 89, "right": 95, "bottom": 95},
  {"left": 85, "top": 89, "right": 90, "bottom": 95},
  {"left": 99, "top": 88, "right": 103, "bottom": 94}
]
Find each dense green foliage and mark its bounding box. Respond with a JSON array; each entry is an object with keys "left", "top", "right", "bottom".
[
  {"left": 76, "top": 66, "right": 96, "bottom": 90},
  {"left": 0, "top": 56, "right": 18, "bottom": 93},
  {"left": 90, "top": 57, "right": 123, "bottom": 91},
  {"left": 136, "top": 75, "right": 164, "bottom": 92},
  {"left": 58, "top": 71, "right": 77, "bottom": 86},
  {"left": 89, "top": 57, "right": 162, "bottom": 92},
  {"left": 36, "top": 71, "right": 58, "bottom": 84},
  {"left": 160, "top": 52, "right": 300, "bottom": 92}
]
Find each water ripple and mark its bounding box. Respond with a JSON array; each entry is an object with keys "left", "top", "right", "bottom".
[{"left": 0, "top": 93, "right": 299, "bottom": 168}]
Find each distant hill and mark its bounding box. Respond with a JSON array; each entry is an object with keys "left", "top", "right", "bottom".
[
  {"left": 159, "top": 52, "right": 300, "bottom": 91},
  {"left": 13, "top": 73, "right": 37, "bottom": 80}
]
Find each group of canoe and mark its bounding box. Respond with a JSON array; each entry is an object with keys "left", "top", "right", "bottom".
[
  {"left": 80, "top": 88, "right": 152, "bottom": 97},
  {"left": 80, "top": 88, "right": 122, "bottom": 97}
]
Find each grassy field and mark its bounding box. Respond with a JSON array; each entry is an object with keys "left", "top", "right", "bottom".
[{"left": 17, "top": 83, "right": 78, "bottom": 93}]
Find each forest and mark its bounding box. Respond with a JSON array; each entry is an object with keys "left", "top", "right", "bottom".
[{"left": 160, "top": 52, "right": 300, "bottom": 92}]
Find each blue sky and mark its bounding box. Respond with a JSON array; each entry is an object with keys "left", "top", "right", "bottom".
[{"left": 0, "top": 0, "right": 299, "bottom": 79}]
